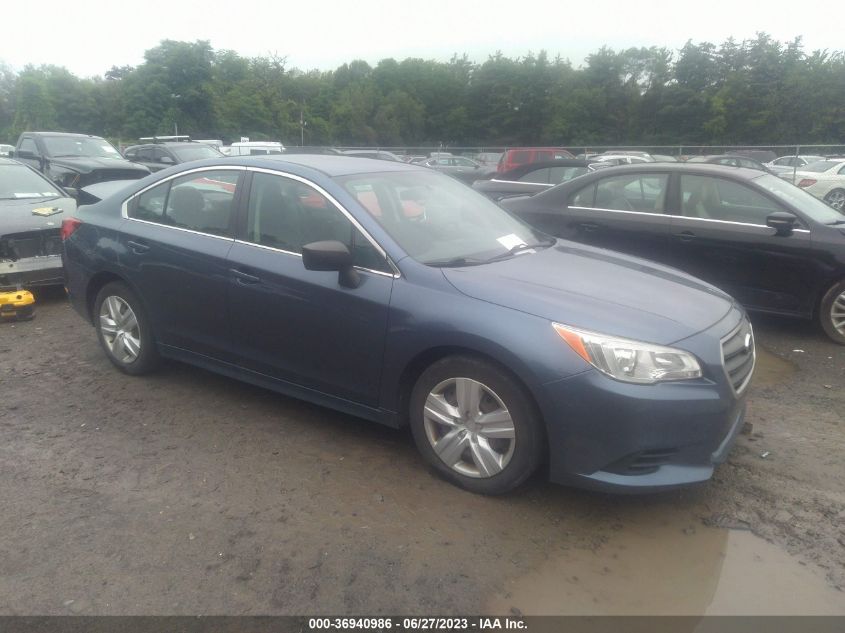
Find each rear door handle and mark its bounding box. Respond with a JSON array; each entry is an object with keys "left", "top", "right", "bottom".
[
  {"left": 578, "top": 222, "right": 601, "bottom": 233},
  {"left": 230, "top": 268, "right": 260, "bottom": 284},
  {"left": 674, "top": 231, "right": 697, "bottom": 242},
  {"left": 126, "top": 240, "right": 150, "bottom": 253}
]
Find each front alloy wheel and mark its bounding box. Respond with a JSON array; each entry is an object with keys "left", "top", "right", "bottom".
[
  {"left": 820, "top": 280, "right": 845, "bottom": 345},
  {"left": 410, "top": 356, "right": 544, "bottom": 494},
  {"left": 423, "top": 377, "right": 516, "bottom": 478}
]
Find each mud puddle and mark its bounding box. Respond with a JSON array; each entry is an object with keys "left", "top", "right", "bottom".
[{"left": 489, "top": 507, "right": 844, "bottom": 615}]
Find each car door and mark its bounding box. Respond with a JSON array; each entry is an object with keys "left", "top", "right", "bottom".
[
  {"left": 130, "top": 146, "right": 158, "bottom": 172},
  {"left": 119, "top": 167, "right": 244, "bottom": 360},
  {"left": 667, "top": 173, "right": 817, "bottom": 314},
  {"left": 226, "top": 170, "right": 394, "bottom": 406},
  {"left": 524, "top": 172, "right": 674, "bottom": 263},
  {"left": 15, "top": 136, "right": 44, "bottom": 172}
]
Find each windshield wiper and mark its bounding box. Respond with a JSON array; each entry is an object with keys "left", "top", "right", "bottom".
[
  {"left": 482, "top": 239, "right": 557, "bottom": 263},
  {"left": 425, "top": 256, "right": 487, "bottom": 268}
]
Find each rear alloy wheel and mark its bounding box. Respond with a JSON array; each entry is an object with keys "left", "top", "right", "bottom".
[
  {"left": 823, "top": 189, "right": 845, "bottom": 211},
  {"left": 410, "top": 356, "right": 544, "bottom": 494},
  {"left": 94, "top": 281, "right": 160, "bottom": 374},
  {"left": 820, "top": 279, "right": 845, "bottom": 345}
]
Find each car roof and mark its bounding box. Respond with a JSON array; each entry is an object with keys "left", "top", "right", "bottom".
[
  {"left": 551, "top": 162, "right": 765, "bottom": 183},
  {"left": 26, "top": 131, "right": 105, "bottom": 139},
  {"left": 200, "top": 154, "right": 427, "bottom": 177},
  {"left": 134, "top": 142, "right": 214, "bottom": 149}
]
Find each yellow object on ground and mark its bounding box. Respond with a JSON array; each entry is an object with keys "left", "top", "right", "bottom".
[{"left": 0, "top": 290, "right": 35, "bottom": 321}]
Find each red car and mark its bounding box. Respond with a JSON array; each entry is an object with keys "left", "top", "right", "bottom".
[{"left": 497, "top": 147, "right": 574, "bottom": 173}]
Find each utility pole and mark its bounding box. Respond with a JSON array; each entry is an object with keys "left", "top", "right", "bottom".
[{"left": 299, "top": 104, "right": 306, "bottom": 146}]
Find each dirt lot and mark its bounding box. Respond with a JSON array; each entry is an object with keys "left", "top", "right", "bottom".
[{"left": 0, "top": 289, "right": 843, "bottom": 615}]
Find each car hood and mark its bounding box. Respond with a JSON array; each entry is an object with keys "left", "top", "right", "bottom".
[
  {"left": 48, "top": 155, "right": 148, "bottom": 174},
  {"left": 442, "top": 241, "right": 735, "bottom": 345},
  {"left": 0, "top": 196, "right": 75, "bottom": 236}
]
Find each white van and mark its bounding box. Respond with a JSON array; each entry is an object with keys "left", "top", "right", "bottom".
[{"left": 223, "top": 141, "right": 285, "bottom": 156}]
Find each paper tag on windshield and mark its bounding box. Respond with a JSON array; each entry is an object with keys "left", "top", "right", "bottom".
[
  {"left": 32, "top": 206, "right": 63, "bottom": 216},
  {"left": 497, "top": 233, "right": 527, "bottom": 250}
]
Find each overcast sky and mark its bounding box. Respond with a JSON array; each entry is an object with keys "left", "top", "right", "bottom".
[{"left": 1, "top": 0, "right": 839, "bottom": 77}]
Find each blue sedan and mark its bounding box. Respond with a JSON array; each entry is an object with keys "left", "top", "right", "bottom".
[{"left": 62, "top": 156, "right": 753, "bottom": 495}]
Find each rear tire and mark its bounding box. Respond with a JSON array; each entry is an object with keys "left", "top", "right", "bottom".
[
  {"left": 94, "top": 281, "right": 160, "bottom": 374},
  {"left": 823, "top": 189, "right": 845, "bottom": 211},
  {"left": 409, "top": 355, "right": 544, "bottom": 495},
  {"left": 819, "top": 279, "right": 845, "bottom": 345}
]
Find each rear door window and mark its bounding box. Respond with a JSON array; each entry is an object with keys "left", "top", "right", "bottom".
[
  {"left": 130, "top": 170, "right": 240, "bottom": 236},
  {"left": 592, "top": 174, "right": 669, "bottom": 213}
]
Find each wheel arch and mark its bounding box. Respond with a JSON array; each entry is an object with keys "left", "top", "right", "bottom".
[
  {"left": 393, "top": 345, "right": 548, "bottom": 446},
  {"left": 85, "top": 271, "right": 146, "bottom": 325}
]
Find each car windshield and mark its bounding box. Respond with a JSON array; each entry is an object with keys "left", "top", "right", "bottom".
[
  {"left": 43, "top": 136, "right": 122, "bottom": 159},
  {"left": 801, "top": 160, "right": 842, "bottom": 173},
  {"left": 0, "top": 164, "right": 62, "bottom": 200},
  {"left": 755, "top": 174, "right": 845, "bottom": 224},
  {"left": 171, "top": 145, "right": 222, "bottom": 161},
  {"left": 336, "top": 170, "right": 548, "bottom": 266}
]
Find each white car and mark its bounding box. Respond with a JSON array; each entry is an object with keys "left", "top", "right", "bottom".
[
  {"left": 767, "top": 154, "right": 826, "bottom": 170},
  {"left": 0, "top": 144, "right": 14, "bottom": 157},
  {"left": 592, "top": 154, "right": 654, "bottom": 165},
  {"left": 784, "top": 158, "right": 845, "bottom": 210},
  {"left": 222, "top": 141, "right": 285, "bottom": 156}
]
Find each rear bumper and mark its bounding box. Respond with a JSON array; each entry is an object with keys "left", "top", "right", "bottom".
[{"left": 0, "top": 255, "right": 63, "bottom": 290}]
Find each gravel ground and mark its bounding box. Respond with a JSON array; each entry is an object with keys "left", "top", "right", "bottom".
[{"left": 0, "top": 289, "right": 842, "bottom": 615}]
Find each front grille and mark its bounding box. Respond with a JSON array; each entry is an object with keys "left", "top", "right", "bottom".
[
  {"left": 0, "top": 229, "right": 62, "bottom": 260},
  {"left": 721, "top": 318, "right": 755, "bottom": 394}
]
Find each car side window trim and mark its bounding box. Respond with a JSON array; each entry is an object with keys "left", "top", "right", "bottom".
[
  {"left": 567, "top": 205, "right": 673, "bottom": 218},
  {"left": 242, "top": 166, "right": 400, "bottom": 278},
  {"left": 669, "top": 213, "right": 810, "bottom": 233}
]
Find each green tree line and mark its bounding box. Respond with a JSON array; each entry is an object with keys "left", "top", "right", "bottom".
[{"left": 1, "top": 34, "right": 843, "bottom": 147}]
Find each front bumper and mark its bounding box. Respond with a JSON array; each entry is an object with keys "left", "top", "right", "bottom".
[
  {"left": 0, "top": 255, "right": 64, "bottom": 290},
  {"left": 540, "top": 308, "right": 750, "bottom": 492}
]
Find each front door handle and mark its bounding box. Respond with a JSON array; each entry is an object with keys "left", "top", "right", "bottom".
[
  {"left": 674, "top": 231, "right": 697, "bottom": 242},
  {"left": 230, "top": 268, "right": 260, "bottom": 284},
  {"left": 126, "top": 240, "right": 150, "bottom": 253}
]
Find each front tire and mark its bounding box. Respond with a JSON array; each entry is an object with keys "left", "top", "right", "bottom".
[
  {"left": 409, "top": 356, "right": 544, "bottom": 495},
  {"left": 94, "top": 281, "right": 160, "bottom": 374},
  {"left": 823, "top": 189, "right": 845, "bottom": 211},
  {"left": 820, "top": 280, "right": 845, "bottom": 345}
]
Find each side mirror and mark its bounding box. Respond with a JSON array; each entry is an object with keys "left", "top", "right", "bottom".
[
  {"left": 159, "top": 156, "right": 175, "bottom": 165},
  {"left": 15, "top": 149, "right": 35, "bottom": 160},
  {"left": 301, "top": 240, "right": 360, "bottom": 288},
  {"left": 767, "top": 211, "right": 798, "bottom": 236}
]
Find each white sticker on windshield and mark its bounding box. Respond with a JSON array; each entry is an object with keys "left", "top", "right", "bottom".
[{"left": 497, "top": 233, "right": 527, "bottom": 250}]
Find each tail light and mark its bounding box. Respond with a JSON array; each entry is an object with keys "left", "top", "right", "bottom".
[
  {"left": 61, "top": 218, "right": 82, "bottom": 241},
  {"left": 797, "top": 178, "right": 817, "bottom": 188}
]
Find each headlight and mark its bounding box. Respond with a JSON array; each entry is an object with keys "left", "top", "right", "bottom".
[{"left": 553, "top": 323, "right": 702, "bottom": 384}]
